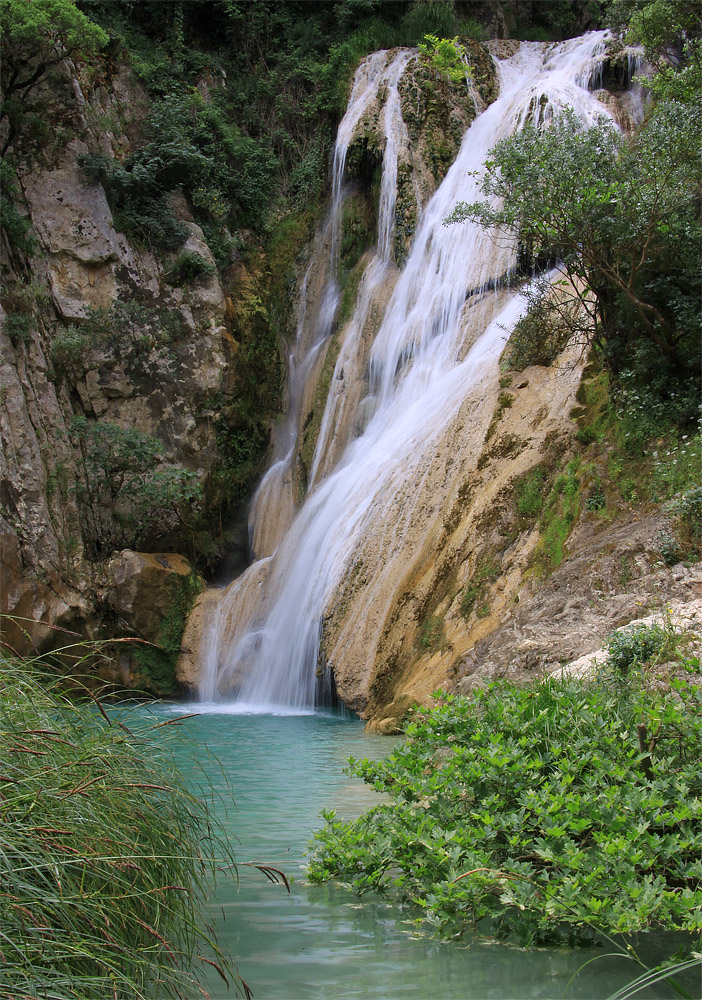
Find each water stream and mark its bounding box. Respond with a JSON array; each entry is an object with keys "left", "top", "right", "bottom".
[
  {"left": 197, "top": 32, "right": 629, "bottom": 713},
  {"left": 173, "top": 35, "right": 680, "bottom": 998},
  {"left": 135, "top": 705, "right": 684, "bottom": 1000}
]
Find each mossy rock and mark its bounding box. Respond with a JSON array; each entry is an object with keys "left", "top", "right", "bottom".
[{"left": 340, "top": 191, "right": 376, "bottom": 278}]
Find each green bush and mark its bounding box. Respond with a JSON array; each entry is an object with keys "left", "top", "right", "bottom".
[
  {"left": 604, "top": 622, "right": 670, "bottom": 675},
  {"left": 0, "top": 653, "right": 242, "bottom": 1000},
  {"left": 308, "top": 675, "right": 702, "bottom": 948},
  {"left": 50, "top": 325, "right": 90, "bottom": 377},
  {"left": 71, "top": 417, "right": 201, "bottom": 556},
  {"left": 677, "top": 485, "right": 702, "bottom": 544},
  {"left": 515, "top": 467, "right": 544, "bottom": 517},
  {"left": 4, "top": 312, "right": 31, "bottom": 346},
  {"left": 166, "top": 250, "right": 216, "bottom": 285},
  {"left": 503, "top": 288, "right": 573, "bottom": 372}
]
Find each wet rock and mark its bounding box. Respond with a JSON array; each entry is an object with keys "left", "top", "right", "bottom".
[{"left": 102, "top": 550, "right": 197, "bottom": 644}]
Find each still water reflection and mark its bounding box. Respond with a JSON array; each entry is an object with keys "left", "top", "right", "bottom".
[{"left": 134, "top": 707, "right": 688, "bottom": 1000}]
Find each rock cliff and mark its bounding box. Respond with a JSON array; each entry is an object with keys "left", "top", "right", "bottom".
[{"left": 0, "top": 47, "right": 282, "bottom": 690}]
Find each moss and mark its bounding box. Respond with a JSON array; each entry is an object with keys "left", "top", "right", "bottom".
[
  {"left": 464, "top": 39, "right": 498, "bottom": 106},
  {"left": 484, "top": 390, "right": 514, "bottom": 442},
  {"left": 394, "top": 160, "right": 418, "bottom": 267},
  {"left": 533, "top": 459, "right": 583, "bottom": 574},
  {"left": 398, "top": 50, "right": 482, "bottom": 189},
  {"left": 267, "top": 208, "right": 316, "bottom": 304},
  {"left": 203, "top": 253, "right": 284, "bottom": 538},
  {"left": 339, "top": 191, "right": 376, "bottom": 280},
  {"left": 133, "top": 570, "right": 203, "bottom": 694},
  {"left": 298, "top": 327, "right": 344, "bottom": 494},
  {"left": 460, "top": 552, "right": 501, "bottom": 620},
  {"left": 338, "top": 254, "right": 369, "bottom": 327},
  {"left": 419, "top": 614, "right": 445, "bottom": 652}
]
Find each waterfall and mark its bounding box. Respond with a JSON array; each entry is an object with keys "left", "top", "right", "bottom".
[{"left": 198, "top": 33, "right": 620, "bottom": 713}]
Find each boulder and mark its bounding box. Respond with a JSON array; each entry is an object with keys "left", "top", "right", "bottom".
[{"left": 102, "top": 550, "right": 197, "bottom": 645}]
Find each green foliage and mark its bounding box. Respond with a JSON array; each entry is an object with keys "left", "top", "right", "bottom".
[
  {"left": 659, "top": 484, "right": 702, "bottom": 565},
  {"left": 0, "top": 651, "right": 242, "bottom": 999},
  {"left": 204, "top": 280, "right": 282, "bottom": 523},
  {"left": 71, "top": 417, "right": 201, "bottom": 556},
  {"left": 165, "top": 249, "right": 216, "bottom": 285},
  {"left": 604, "top": 621, "right": 671, "bottom": 675},
  {"left": 0, "top": 1, "right": 107, "bottom": 85},
  {"left": 4, "top": 312, "right": 31, "bottom": 347},
  {"left": 538, "top": 460, "right": 582, "bottom": 569},
  {"left": 608, "top": 0, "right": 702, "bottom": 102},
  {"left": 0, "top": 160, "right": 36, "bottom": 254},
  {"left": 0, "top": 0, "right": 108, "bottom": 156},
  {"left": 308, "top": 675, "right": 702, "bottom": 949},
  {"left": 515, "top": 467, "right": 545, "bottom": 517},
  {"left": 80, "top": 92, "right": 276, "bottom": 258},
  {"left": 418, "top": 34, "right": 472, "bottom": 86},
  {"left": 446, "top": 102, "right": 702, "bottom": 420},
  {"left": 133, "top": 571, "right": 202, "bottom": 693},
  {"left": 503, "top": 282, "right": 573, "bottom": 370},
  {"left": 50, "top": 324, "right": 89, "bottom": 376}
]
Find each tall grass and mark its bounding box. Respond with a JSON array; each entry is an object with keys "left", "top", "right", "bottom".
[{"left": 0, "top": 646, "right": 247, "bottom": 999}]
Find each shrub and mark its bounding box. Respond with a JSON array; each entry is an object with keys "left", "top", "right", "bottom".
[
  {"left": 585, "top": 481, "right": 606, "bottom": 511},
  {"left": 515, "top": 467, "right": 544, "bottom": 517},
  {"left": 71, "top": 417, "right": 201, "bottom": 556},
  {"left": 50, "top": 325, "right": 90, "bottom": 377},
  {"left": 503, "top": 292, "right": 572, "bottom": 372},
  {"left": 676, "top": 484, "right": 702, "bottom": 544},
  {"left": 4, "top": 312, "right": 31, "bottom": 346},
  {"left": 604, "top": 622, "right": 670, "bottom": 675},
  {"left": 308, "top": 676, "right": 702, "bottom": 948},
  {"left": 166, "top": 249, "right": 216, "bottom": 285},
  {"left": 0, "top": 652, "right": 243, "bottom": 999}
]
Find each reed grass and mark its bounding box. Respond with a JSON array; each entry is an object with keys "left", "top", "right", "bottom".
[{"left": 0, "top": 645, "right": 246, "bottom": 999}]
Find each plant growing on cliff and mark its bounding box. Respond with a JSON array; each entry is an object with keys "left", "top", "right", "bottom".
[
  {"left": 0, "top": 652, "right": 247, "bottom": 999},
  {"left": 308, "top": 673, "right": 702, "bottom": 963},
  {"left": 445, "top": 101, "right": 701, "bottom": 420},
  {"left": 0, "top": 0, "right": 108, "bottom": 155},
  {"left": 418, "top": 33, "right": 472, "bottom": 86},
  {"left": 71, "top": 417, "right": 201, "bottom": 556}
]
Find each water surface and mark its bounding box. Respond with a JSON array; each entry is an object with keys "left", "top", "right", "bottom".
[{"left": 126, "top": 707, "right": 693, "bottom": 1000}]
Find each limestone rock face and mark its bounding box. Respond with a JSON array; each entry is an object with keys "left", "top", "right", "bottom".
[
  {"left": 102, "top": 550, "right": 196, "bottom": 645},
  {"left": 0, "top": 58, "right": 236, "bottom": 690},
  {"left": 322, "top": 341, "right": 586, "bottom": 722},
  {"left": 20, "top": 139, "right": 121, "bottom": 319},
  {"left": 0, "top": 519, "right": 88, "bottom": 657},
  {"left": 21, "top": 139, "right": 120, "bottom": 264},
  {"left": 455, "top": 524, "right": 702, "bottom": 693}
]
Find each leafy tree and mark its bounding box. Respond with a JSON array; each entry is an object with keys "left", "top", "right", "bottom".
[
  {"left": 0, "top": 0, "right": 108, "bottom": 154},
  {"left": 71, "top": 417, "right": 201, "bottom": 556},
  {"left": 606, "top": 0, "right": 702, "bottom": 102},
  {"left": 445, "top": 102, "right": 701, "bottom": 418}
]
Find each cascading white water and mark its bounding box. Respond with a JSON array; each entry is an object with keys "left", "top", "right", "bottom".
[
  {"left": 199, "top": 32, "right": 622, "bottom": 712},
  {"left": 248, "top": 49, "right": 412, "bottom": 559}
]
